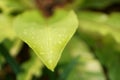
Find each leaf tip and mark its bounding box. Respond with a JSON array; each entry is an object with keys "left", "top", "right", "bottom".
[{"left": 45, "top": 60, "right": 57, "bottom": 72}]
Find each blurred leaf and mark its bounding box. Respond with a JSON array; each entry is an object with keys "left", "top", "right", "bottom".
[
  {"left": 2, "top": 38, "right": 23, "bottom": 57},
  {"left": 77, "top": 12, "right": 120, "bottom": 79},
  {"left": 59, "top": 36, "right": 105, "bottom": 80},
  {"left": 13, "top": 9, "right": 78, "bottom": 71},
  {"left": 0, "top": 14, "right": 15, "bottom": 42},
  {"left": 0, "top": 54, "right": 5, "bottom": 70},
  {"left": 78, "top": 32, "right": 120, "bottom": 80},
  {"left": 0, "top": 0, "right": 34, "bottom": 15},
  {"left": 81, "top": 0, "right": 120, "bottom": 9},
  {"left": 95, "top": 37, "right": 120, "bottom": 80},
  {"left": 0, "top": 43, "right": 21, "bottom": 74},
  {"left": 17, "top": 50, "right": 43, "bottom": 80},
  {"left": 9, "top": 39, "right": 23, "bottom": 56},
  {"left": 78, "top": 11, "right": 120, "bottom": 43},
  {"left": 0, "top": 0, "right": 23, "bottom": 14},
  {"left": 20, "top": 0, "right": 35, "bottom": 9},
  {"left": 106, "top": 12, "right": 120, "bottom": 27},
  {"left": 67, "top": 0, "right": 84, "bottom": 11}
]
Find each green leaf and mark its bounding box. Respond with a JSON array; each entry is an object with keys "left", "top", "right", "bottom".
[
  {"left": 13, "top": 9, "right": 78, "bottom": 71},
  {"left": 17, "top": 50, "right": 43, "bottom": 80},
  {"left": 0, "top": 14, "right": 15, "bottom": 42},
  {"left": 59, "top": 36, "right": 105, "bottom": 80},
  {"left": 77, "top": 31, "right": 120, "bottom": 80},
  {"left": 77, "top": 12, "right": 120, "bottom": 79},
  {"left": 0, "top": 0, "right": 31, "bottom": 14},
  {"left": 2, "top": 39, "right": 23, "bottom": 56},
  {"left": 94, "top": 36, "right": 120, "bottom": 80},
  {"left": 106, "top": 13, "right": 120, "bottom": 28},
  {"left": 77, "top": 12, "right": 120, "bottom": 43},
  {"left": 0, "top": 54, "right": 5, "bottom": 70}
]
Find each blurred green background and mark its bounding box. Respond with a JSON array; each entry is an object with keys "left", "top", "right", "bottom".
[{"left": 0, "top": 0, "right": 120, "bottom": 80}]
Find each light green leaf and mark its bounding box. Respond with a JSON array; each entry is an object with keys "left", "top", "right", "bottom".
[
  {"left": 59, "top": 36, "right": 105, "bottom": 80},
  {"left": 0, "top": 14, "right": 15, "bottom": 42},
  {"left": 13, "top": 9, "right": 78, "bottom": 71},
  {"left": 0, "top": 0, "right": 31, "bottom": 14},
  {"left": 2, "top": 39, "right": 23, "bottom": 56},
  {"left": 94, "top": 36, "right": 120, "bottom": 80},
  {"left": 78, "top": 12, "right": 120, "bottom": 43},
  {"left": 77, "top": 31, "right": 120, "bottom": 80},
  {"left": 17, "top": 50, "right": 43, "bottom": 80},
  {"left": 106, "top": 12, "right": 120, "bottom": 28}
]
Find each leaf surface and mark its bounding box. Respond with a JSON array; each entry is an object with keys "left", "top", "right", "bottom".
[
  {"left": 17, "top": 50, "right": 43, "bottom": 80},
  {"left": 78, "top": 12, "right": 120, "bottom": 43},
  {"left": 13, "top": 9, "right": 78, "bottom": 71},
  {"left": 0, "top": 14, "right": 15, "bottom": 42},
  {"left": 59, "top": 36, "right": 105, "bottom": 80}
]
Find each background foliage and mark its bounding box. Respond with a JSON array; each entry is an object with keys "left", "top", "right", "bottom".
[{"left": 0, "top": 0, "right": 120, "bottom": 80}]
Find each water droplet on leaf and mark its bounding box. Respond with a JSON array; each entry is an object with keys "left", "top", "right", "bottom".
[{"left": 13, "top": 9, "right": 78, "bottom": 71}]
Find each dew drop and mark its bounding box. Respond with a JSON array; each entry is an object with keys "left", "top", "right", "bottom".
[
  {"left": 48, "top": 59, "right": 52, "bottom": 64},
  {"left": 50, "top": 50, "right": 53, "bottom": 54},
  {"left": 58, "top": 40, "right": 62, "bottom": 44}
]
